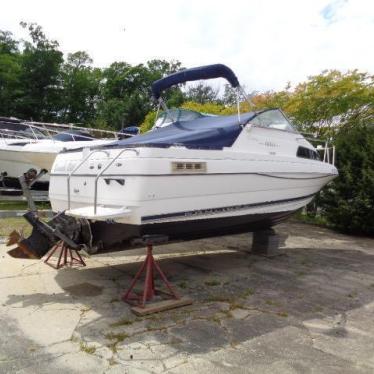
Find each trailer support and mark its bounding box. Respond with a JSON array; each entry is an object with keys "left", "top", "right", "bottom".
[{"left": 122, "top": 236, "right": 192, "bottom": 315}]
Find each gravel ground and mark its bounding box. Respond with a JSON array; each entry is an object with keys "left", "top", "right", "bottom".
[{"left": 1, "top": 220, "right": 374, "bottom": 373}]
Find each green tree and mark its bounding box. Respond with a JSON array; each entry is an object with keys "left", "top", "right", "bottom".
[
  {"left": 98, "top": 59, "right": 184, "bottom": 129},
  {"left": 286, "top": 70, "right": 374, "bottom": 135},
  {"left": 185, "top": 83, "right": 219, "bottom": 104},
  {"left": 250, "top": 70, "right": 374, "bottom": 136},
  {"left": 0, "top": 31, "right": 22, "bottom": 116},
  {"left": 16, "top": 22, "right": 64, "bottom": 121},
  {"left": 146, "top": 59, "right": 184, "bottom": 107},
  {"left": 181, "top": 101, "right": 234, "bottom": 115},
  {"left": 320, "top": 121, "right": 374, "bottom": 235},
  {"left": 60, "top": 51, "right": 101, "bottom": 124},
  {"left": 98, "top": 62, "right": 151, "bottom": 128},
  {"left": 221, "top": 84, "right": 238, "bottom": 106}
]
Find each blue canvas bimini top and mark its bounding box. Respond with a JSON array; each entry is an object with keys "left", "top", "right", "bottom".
[
  {"left": 152, "top": 64, "right": 240, "bottom": 100},
  {"left": 106, "top": 111, "right": 256, "bottom": 150}
]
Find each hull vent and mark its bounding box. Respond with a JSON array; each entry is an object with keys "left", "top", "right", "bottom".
[{"left": 171, "top": 162, "right": 207, "bottom": 173}]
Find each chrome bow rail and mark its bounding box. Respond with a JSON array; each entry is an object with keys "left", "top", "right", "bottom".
[{"left": 302, "top": 134, "right": 336, "bottom": 166}]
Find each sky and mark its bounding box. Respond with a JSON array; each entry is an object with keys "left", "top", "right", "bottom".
[{"left": 1, "top": 0, "right": 373, "bottom": 92}]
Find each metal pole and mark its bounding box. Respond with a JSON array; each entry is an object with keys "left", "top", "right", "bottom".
[
  {"left": 93, "top": 148, "right": 139, "bottom": 214},
  {"left": 67, "top": 149, "right": 110, "bottom": 210},
  {"left": 158, "top": 97, "right": 175, "bottom": 123},
  {"left": 239, "top": 86, "right": 253, "bottom": 109},
  {"left": 19, "top": 175, "right": 37, "bottom": 212},
  {"left": 323, "top": 141, "right": 328, "bottom": 163},
  {"left": 236, "top": 88, "right": 241, "bottom": 124}
]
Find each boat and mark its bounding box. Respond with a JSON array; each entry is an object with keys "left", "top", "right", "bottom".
[
  {"left": 10, "top": 64, "right": 338, "bottom": 258},
  {"left": 0, "top": 117, "right": 48, "bottom": 189},
  {"left": 0, "top": 118, "right": 121, "bottom": 190}
]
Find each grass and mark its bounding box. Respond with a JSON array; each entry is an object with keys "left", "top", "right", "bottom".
[
  {"left": 0, "top": 200, "right": 51, "bottom": 237},
  {"left": 205, "top": 285, "right": 255, "bottom": 306},
  {"left": 79, "top": 341, "right": 96, "bottom": 355},
  {"left": 109, "top": 318, "right": 134, "bottom": 328},
  {"left": 241, "top": 288, "right": 255, "bottom": 298},
  {"left": 347, "top": 291, "right": 358, "bottom": 298},
  {"left": 0, "top": 201, "right": 50, "bottom": 211},
  {"left": 105, "top": 332, "right": 129, "bottom": 342},
  {"left": 277, "top": 311, "right": 288, "bottom": 318},
  {"left": 265, "top": 299, "right": 275, "bottom": 305},
  {"left": 107, "top": 342, "right": 118, "bottom": 354},
  {"left": 0, "top": 217, "right": 32, "bottom": 237},
  {"left": 177, "top": 281, "right": 188, "bottom": 289},
  {"left": 105, "top": 332, "right": 129, "bottom": 353},
  {"left": 229, "top": 302, "right": 245, "bottom": 310},
  {"left": 206, "top": 294, "right": 235, "bottom": 303},
  {"left": 204, "top": 279, "right": 220, "bottom": 287},
  {"left": 208, "top": 315, "right": 222, "bottom": 324},
  {"left": 294, "top": 210, "right": 328, "bottom": 227}
]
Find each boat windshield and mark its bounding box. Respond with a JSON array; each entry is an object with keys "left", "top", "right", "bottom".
[
  {"left": 52, "top": 130, "right": 94, "bottom": 142},
  {"left": 153, "top": 109, "right": 205, "bottom": 129},
  {"left": 249, "top": 109, "right": 296, "bottom": 132},
  {"left": 0, "top": 123, "right": 47, "bottom": 140}
]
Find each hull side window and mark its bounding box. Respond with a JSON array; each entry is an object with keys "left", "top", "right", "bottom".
[{"left": 297, "top": 146, "right": 320, "bottom": 160}]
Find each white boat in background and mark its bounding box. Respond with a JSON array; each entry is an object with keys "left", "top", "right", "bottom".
[
  {"left": 0, "top": 117, "right": 122, "bottom": 189},
  {"left": 9, "top": 64, "right": 338, "bottom": 259}
]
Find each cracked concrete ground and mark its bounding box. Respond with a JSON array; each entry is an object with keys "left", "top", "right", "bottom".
[{"left": 1, "top": 220, "right": 374, "bottom": 373}]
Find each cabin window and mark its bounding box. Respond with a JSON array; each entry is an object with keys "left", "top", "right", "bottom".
[
  {"left": 249, "top": 109, "right": 295, "bottom": 132},
  {"left": 297, "top": 146, "right": 320, "bottom": 160}
]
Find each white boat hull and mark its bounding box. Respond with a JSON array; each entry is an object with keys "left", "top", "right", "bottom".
[
  {"left": 0, "top": 139, "right": 113, "bottom": 185},
  {"left": 49, "top": 146, "right": 337, "bottom": 235}
]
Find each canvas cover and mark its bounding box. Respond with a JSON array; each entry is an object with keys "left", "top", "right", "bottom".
[
  {"left": 152, "top": 64, "right": 240, "bottom": 99},
  {"left": 106, "top": 112, "right": 255, "bottom": 150}
]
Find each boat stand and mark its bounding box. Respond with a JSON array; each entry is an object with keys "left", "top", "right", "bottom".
[
  {"left": 251, "top": 229, "right": 287, "bottom": 257},
  {"left": 44, "top": 240, "right": 86, "bottom": 269},
  {"left": 122, "top": 237, "right": 192, "bottom": 316},
  {"left": 19, "top": 168, "right": 48, "bottom": 212}
]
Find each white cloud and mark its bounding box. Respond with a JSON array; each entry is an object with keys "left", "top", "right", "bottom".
[{"left": 1, "top": 0, "right": 373, "bottom": 91}]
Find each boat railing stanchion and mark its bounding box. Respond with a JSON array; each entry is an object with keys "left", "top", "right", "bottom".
[
  {"left": 236, "top": 88, "right": 241, "bottom": 124},
  {"left": 67, "top": 149, "right": 110, "bottom": 211},
  {"left": 28, "top": 123, "right": 39, "bottom": 141},
  {"left": 158, "top": 97, "right": 174, "bottom": 122},
  {"left": 154, "top": 99, "right": 161, "bottom": 125},
  {"left": 41, "top": 123, "right": 53, "bottom": 141},
  {"left": 93, "top": 148, "right": 139, "bottom": 215},
  {"left": 239, "top": 86, "right": 254, "bottom": 110},
  {"left": 323, "top": 141, "right": 328, "bottom": 163}
]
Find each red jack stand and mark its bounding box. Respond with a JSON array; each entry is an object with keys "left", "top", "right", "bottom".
[
  {"left": 122, "top": 241, "right": 192, "bottom": 316},
  {"left": 44, "top": 240, "right": 86, "bottom": 269}
]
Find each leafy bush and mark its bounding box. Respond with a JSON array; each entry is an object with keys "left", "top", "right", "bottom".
[
  {"left": 320, "top": 123, "right": 374, "bottom": 235},
  {"left": 140, "top": 111, "right": 157, "bottom": 133}
]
